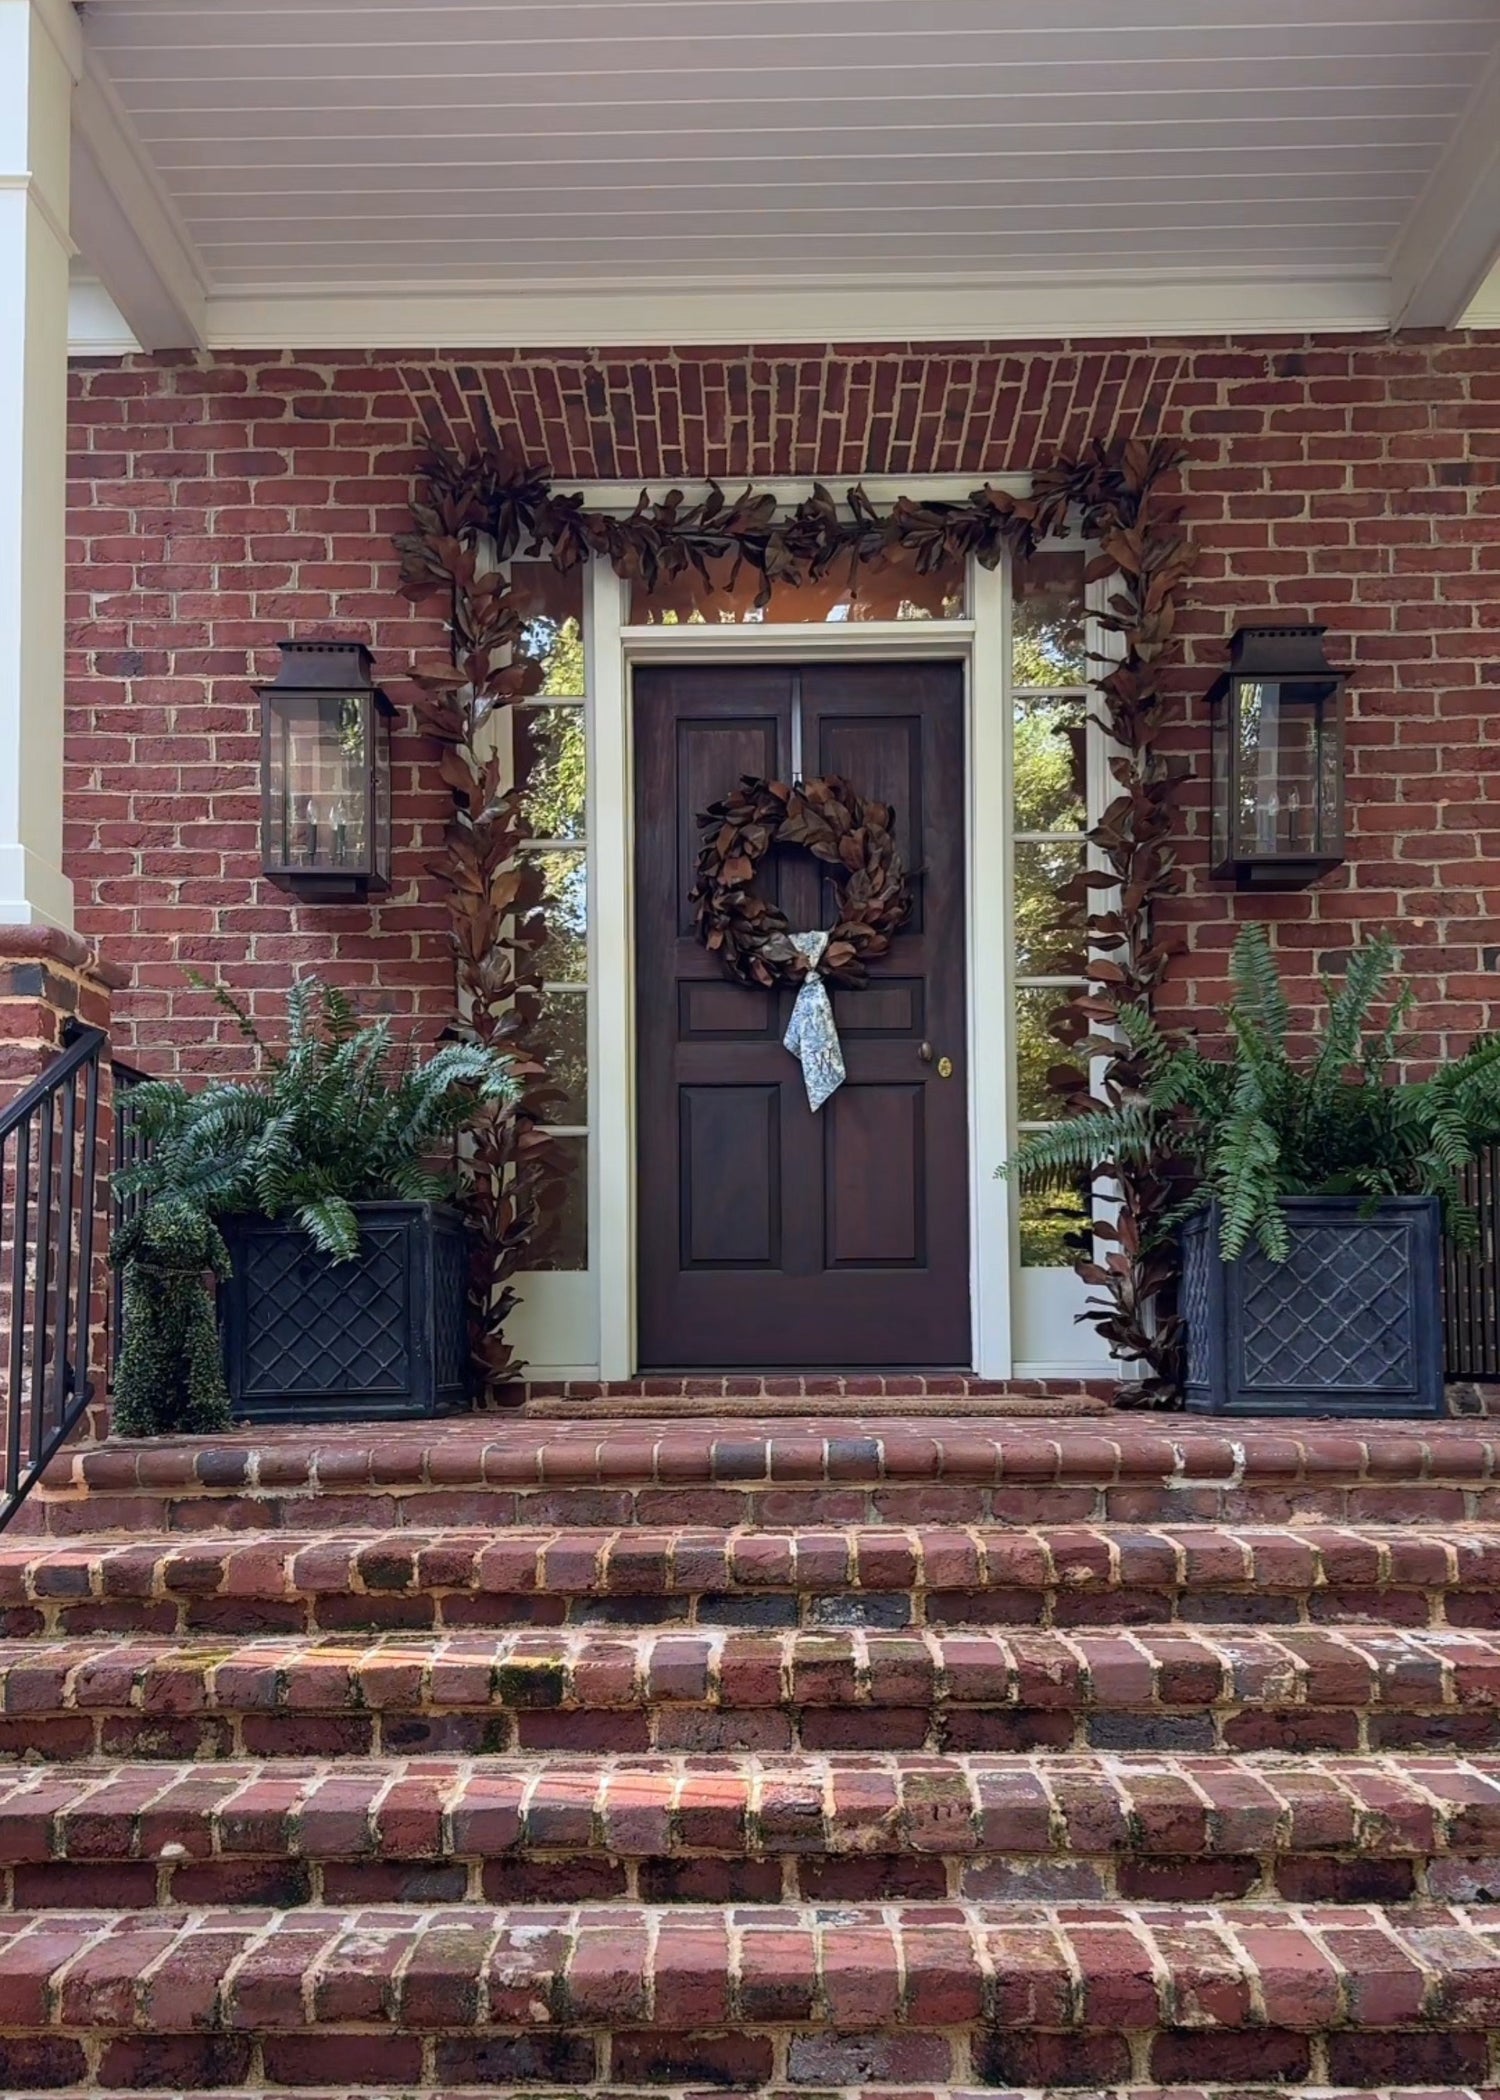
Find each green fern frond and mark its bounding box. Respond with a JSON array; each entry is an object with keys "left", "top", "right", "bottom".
[
  {"left": 1002, "top": 1104, "right": 1168, "bottom": 1190},
  {"left": 295, "top": 1195, "right": 362, "bottom": 1262},
  {"left": 116, "top": 974, "right": 518, "bottom": 1264},
  {"left": 1228, "top": 923, "right": 1290, "bottom": 1054},
  {"left": 1308, "top": 927, "right": 1400, "bottom": 1104},
  {"left": 998, "top": 922, "right": 1500, "bottom": 1272}
]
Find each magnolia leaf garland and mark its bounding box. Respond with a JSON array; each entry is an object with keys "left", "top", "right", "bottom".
[{"left": 398, "top": 418, "right": 1192, "bottom": 1402}]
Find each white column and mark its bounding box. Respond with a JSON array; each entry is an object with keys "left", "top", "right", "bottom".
[{"left": 0, "top": 0, "right": 81, "bottom": 930}]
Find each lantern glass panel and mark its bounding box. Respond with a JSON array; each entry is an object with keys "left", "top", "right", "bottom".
[
  {"left": 1230, "top": 677, "right": 1339, "bottom": 861},
  {"left": 372, "top": 709, "right": 392, "bottom": 882},
  {"left": 266, "top": 691, "right": 373, "bottom": 876}
]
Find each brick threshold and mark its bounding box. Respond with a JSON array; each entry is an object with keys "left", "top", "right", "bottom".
[{"left": 519, "top": 1376, "right": 1115, "bottom": 1416}]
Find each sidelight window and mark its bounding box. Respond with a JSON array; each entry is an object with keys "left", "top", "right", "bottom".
[
  {"left": 1009, "top": 548, "right": 1094, "bottom": 1270},
  {"left": 511, "top": 564, "right": 588, "bottom": 1271}
]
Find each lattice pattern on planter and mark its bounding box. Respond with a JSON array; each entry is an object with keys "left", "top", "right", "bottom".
[
  {"left": 238, "top": 1226, "right": 411, "bottom": 1396},
  {"left": 1241, "top": 1224, "right": 1413, "bottom": 1390},
  {"left": 1180, "top": 1225, "right": 1213, "bottom": 1390}
]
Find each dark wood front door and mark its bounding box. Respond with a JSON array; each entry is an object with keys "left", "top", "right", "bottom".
[{"left": 634, "top": 660, "right": 969, "bottom": 1369}]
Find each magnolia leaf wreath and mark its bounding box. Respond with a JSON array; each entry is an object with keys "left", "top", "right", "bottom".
[{"left": 690, "top": 775, "right": 912, "bottom": 1109}]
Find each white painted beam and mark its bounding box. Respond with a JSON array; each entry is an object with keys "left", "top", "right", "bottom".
[
  {"left": 202, "top": 266, "right": 1393, "bottom": 352},
  {"left": 69, "top": 50, "right": 205, "bottom": 351},
  {"left": 0, "top": 0, "right": 78, "bottom": 929},
  {"left": 1390, "top": 47, "right": 1500, "bottom": 329},
  {"left": 67, "top": 268, "right": 140, "bottom": 357},
  {"left": 1461, "top": 256, "right": 1500, "bottom": 328}
]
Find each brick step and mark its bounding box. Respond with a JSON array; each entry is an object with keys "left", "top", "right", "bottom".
[
  {"left": 8, "top": 2091, "right": 1497, "bottom": 2100},
  {"left": 522, "top": 1375, "right": 1115, "bottom": 1413},
  {"left": 0, "top": 1900, "right": 1497, "bottom": 2093},
  {"left": 26, "top": 1419, "right": 1500, "bottom": 1537},
  {"left": 0, "top": 1753, "right": 1497, "bottom": 1912},
  {"left": 2, "top": 1524, "right": 1492, "bottom": 1639},
  {"left": 1, "top": 1625, "right": 1497, "bottom": 1761}
]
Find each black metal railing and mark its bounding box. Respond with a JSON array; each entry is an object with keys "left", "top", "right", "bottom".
[
  {"left": 1445, "top": 1151, "right": 1500, "bottom": 1380},
  {"left": 0, "top": 1023, "right": 107, "bottom": 1530}
]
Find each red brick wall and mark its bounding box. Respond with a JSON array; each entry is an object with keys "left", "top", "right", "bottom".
[{"left": 65, "top": 335, "right": 1500, "bottom": 1075}]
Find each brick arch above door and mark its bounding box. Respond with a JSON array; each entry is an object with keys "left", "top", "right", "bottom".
[{"left": 405, "top": 342, "right": 1198, "bottom": 481}]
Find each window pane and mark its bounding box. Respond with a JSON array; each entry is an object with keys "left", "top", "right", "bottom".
[
  {"left": 523, "top": 849, "right": 587, "bottom": 982},
  {"left": 1019, "top": 1181, "right": 1093, "bottom": 1269},
  {"left": 1015, "top": 840, "right": 1087, "bottom": 976},
  {"left": 518, "top": 706, "right": 585, "bottom": 841},
  {"left": 537, "top": 989, "right": 587, "bottom": 1124},
  {"left": 1014, "top": 985, "right": 1082, "bottom": 1119},
  {"left": 1014, "top": 692, "right": 1087, "bottom": 833},
  {"left": 631, "top": 543, "right": 966, "bottom": 625},
  {"left": 1014, "top": 547, "right": 1087, "bottom": 684},
  {"left": 511, "top": 563, "right": 586, "bottom": 697},
  {"left": 529, "top": 1134, "right": 588, "bottom": 1271}
]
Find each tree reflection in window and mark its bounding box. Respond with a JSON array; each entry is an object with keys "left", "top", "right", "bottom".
[
  {"left": 511, "top": 565, "right": 589, "bottom": 1273},
  {"left": 1011, "top": 548, "right": 1092, "bottom": 1270}
]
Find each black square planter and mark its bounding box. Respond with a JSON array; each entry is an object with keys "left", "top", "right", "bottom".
[
  {"left": 1181, "top": 1195, "right": 1444, "bottom": 1418},
  {"left": 221, "top": 1202, "right": 470, "bottom": 1422}
]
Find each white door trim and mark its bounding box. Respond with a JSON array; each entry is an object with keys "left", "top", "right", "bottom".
[
  {"left": 611, "top": 610, "right": 989, "bottom": 1381},
  {"left": 588, "top": 557, "right": 637, "bottom": 1382}
]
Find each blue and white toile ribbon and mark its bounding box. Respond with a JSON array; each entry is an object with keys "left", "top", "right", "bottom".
[{"left": 783, "top": 931, "right": 846, "bottom": 1112}]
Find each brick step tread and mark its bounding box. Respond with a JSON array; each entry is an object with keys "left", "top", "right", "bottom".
[
  {"left": 46, "top": 1419, "right": 1500, "bottom": 1499},
  {"left": 6, "top": 2092, "right": 1497, "bottom": 2100},
  {"left": 0, "top": 1626, "right": 1496, "bottom": 1761},
  {"left": 31, "top": 1422, "right": 1498, "bottom": 1539},
  {"left": 1, "top": 1752, "right": 1498, "bottom": 1913},
  {"left": 0, "top": 1898, "right": 1497, "bottom": 2038},
  {"left": 4, "top": 1523, "right": 1493, "bottom": 1635}
]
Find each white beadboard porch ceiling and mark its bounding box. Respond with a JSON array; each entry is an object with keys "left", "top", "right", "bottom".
[{"left": 65, "top": 0, "right": 1500, "bottom": 350}]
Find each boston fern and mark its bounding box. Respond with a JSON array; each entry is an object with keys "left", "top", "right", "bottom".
[
  {"left": 1006, "top": 925, "right": 1500, "bottom": 1263},
  {"left": 117, "top": 979, "right": 516, "bottom": 1260}
]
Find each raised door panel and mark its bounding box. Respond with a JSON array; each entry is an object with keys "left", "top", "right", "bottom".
[
  {"left": 680, "top": 1086, "right": 781, "bottom": 1268},
  {"left": 823, "top": 1083, "right": 924, "bottom": 1268}
]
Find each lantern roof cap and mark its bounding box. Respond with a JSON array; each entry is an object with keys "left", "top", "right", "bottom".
[
  {"left": 256, "top": 637, "right": 392, "bottom": 711},
  {"left": 1207, "top": 621, "right": 1342, "bottom": 704}
]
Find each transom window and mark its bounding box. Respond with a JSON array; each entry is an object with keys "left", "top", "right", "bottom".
[{"left": 629, "top": 542, "right": 966, "bottom": 624}]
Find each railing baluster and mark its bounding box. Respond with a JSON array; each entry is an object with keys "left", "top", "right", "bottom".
[
  {"left": 29, "top": 1085, "right": 55, "bottom": 1466},
  {"left": 5, "top": 1119, "right": 29, "bottom": 1504},
  {"left": 76, "top": 1053, "right": 101, "bottom": 1418},
  {"left": 1443, "top": 1147, "right": 1500, "bottom": 1383},
  {"left": 49, "top": 1067, "right": 78, "bottom": 1445},
  {"left": 0, "top": 1026, "right": 110, "bottom": 1528}
]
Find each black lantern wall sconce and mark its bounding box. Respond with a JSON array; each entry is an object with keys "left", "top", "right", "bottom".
[
  {"left": 258, "top": 640, "right": 394, "bottom": 902},
  {"left": 1206, "top": 623, "right": 1347, "bottom": 891}
]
